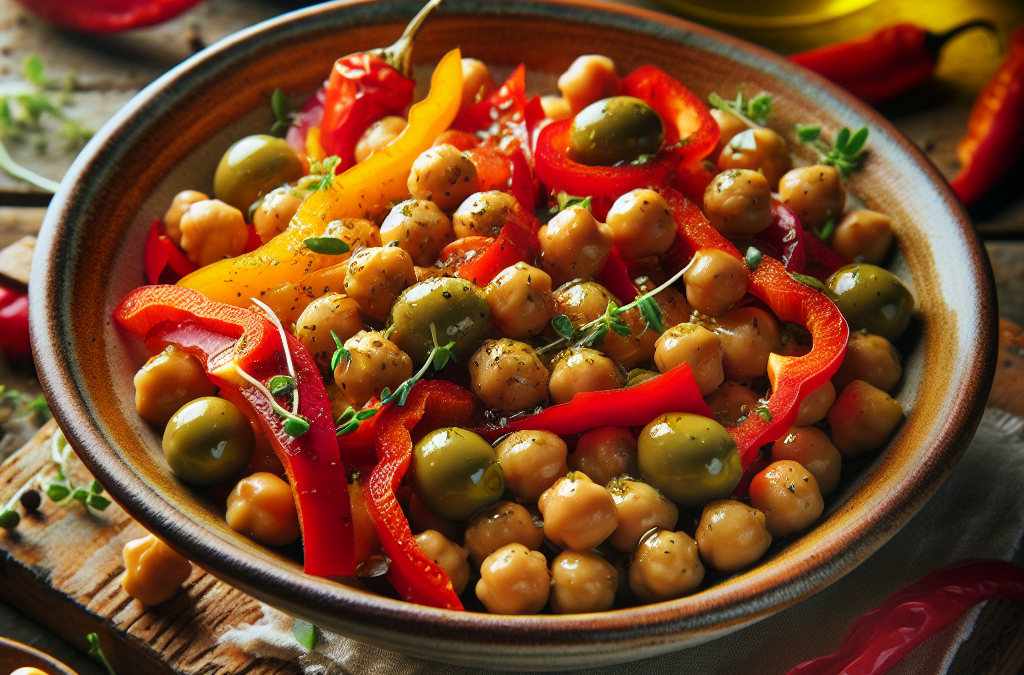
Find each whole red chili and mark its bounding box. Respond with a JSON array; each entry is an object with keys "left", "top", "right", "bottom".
[
  {"left": 788, "top": 559, "right": 1023, "bottom": 675},
  {"left": 790, "top": 21, "right": 996, "bottom": 104},
  {"left": 950, "top": 27, "right": 1024, "bottom": 206},
  {"left": 13, "top": 0, "right": 203, "bottom": 33}
]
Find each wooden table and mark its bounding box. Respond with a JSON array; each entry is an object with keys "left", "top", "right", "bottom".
[{"left": 0, "top": 0, "right": 1021, "bottom": 673}]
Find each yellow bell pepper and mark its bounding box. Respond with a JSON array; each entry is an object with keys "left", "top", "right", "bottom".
[{"left": 179, "top": 48, "right": 463, "bottom": 305}]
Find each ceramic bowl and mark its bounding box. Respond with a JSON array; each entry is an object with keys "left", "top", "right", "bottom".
[
  {"left": 30, "top": 0, "right": 997, "bottom": 669},
  {"left": 0, "top": 637, "right": 78, "bottom": 675}
]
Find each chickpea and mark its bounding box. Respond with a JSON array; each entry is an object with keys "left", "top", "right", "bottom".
[
  {"left": 636, "top": 277, "right": 693, "bottom": 328},
  {"left": 226, "top": 472, "right": 301, "bottom": 546},
  {"left": 695, "top": 500, "right": 772, "bottom": 573},
  {"left": 453, "top": 191, "right": 517, "bottom": 239},
  {"left": 683, "top": 248, "right": 748, "bottom": 317},
  {"left": 348, "top": 481, "right": 382, "bottom": 570},
  {"left": 703, "top": 169, "right": 773, "bottom": 236},
  {"left": 380, "top": 199, "right": 456, "bottom": 266},
  {"left": 494, "top": 430, "right": 569, "bottom": 502},
  {"left": 558, "top": 55, "right": 620, "bottom": 114},
  {"left": 407, "top": 492, "right": 463, "bottom": 544},
  {"left": 464, "top": 501, "right": 543, "bottom": 567},
  {"left": 718, "top": 127, "right": 791, "bottom": 189},
  {"left": 253, "top": 187, "right": 301, "bottom": 244},
  {"left": 831, "top": 210, "right": 894, "bottom": 264},
  {"left": 538, "top": 205, "right": 614, "bottom": 287},
  {"left": 12, "top": 669, "right": 51, "bottom": 675},
  {"left": 715, "top": 307, "right": 782, "bottom": 382},
  {"left": 415, "top": 529, "right": 471, "bottom": 595},
  {"left": 606, "top": 479, "right": 679, "bottom": 553},
  {"left": 179, "top": 199, "right": 249, "bottom": 267},
  {"left": 548, "top": 348, "right": 624, "bottom": 405},
  {"left": 550, "top": 550, "right": 618, "bottom": 614},
  {"left": 121, "top": 532, "right": 193, "bottom": 606},
  {"left": 705, "top": 380, "right": 760, "bottom": 427},
  {"left": 778, "top": 165, "right": 846, "bottom": 232},
  {"left": 628, "top": 530, "right": 704, "bottom": 603},
  {"left": 476, "top": 543, "right": 551, "bottom": 614},
  {"left": 832, "top": 332, "right": 902, "bottom": 393},
  {"left": 134, "top": 345, "right": 216, "bottom": 427},
  {"left": 554, "top": 282, "right": 657, "bottom": 369},
  {"left": 827, "top": 380, "right": 904, "bottom": 458},
  {"left": 333, "top": 330, "right": 413, "bottom": 407},
  {"left": 484, "top": 262, "right": 555, "bottom": 339},
  {"left": 568, "top": 426, "right": 638, "bottom": 486},
  {"left": 165, "top": 189, "right": 209, "bottom": 245},
  {"left": 748, "top": 460, "right": 824, "bottom": 538},
  {"left": 654, "top": 323, "right": 724, "bottom": 395},
  {"left": 710, "top": 109, "right": 748, "bottom": 158},
  {"left": 468, "top": 339, "right": 550, "bottom": 411},
  {"left": 605, "top": 189, "right": 677, "bottom": 259},
  {"left": 324, "top": 217, "right": 383, "bottom": 253},
  {"left": 538, "top": 472, "right": 617, "bottom": 550},
  {"left": 461, "top": 58, "right": 496, "bottom": 111},
  {"left": 541, "top": 95, "right": 573, "bottom": 121},
  {"left": 354, "top": 115, "right": 406, "bottom": 163},
  {"left": 794, "top": 381, "right": 836, "bottom": 427},
  {"left": 407, "top": 144, "right": 480, "bottom": 213},
  {"left": 343, "top": 245, "right": 417, "bottom": 321},
  {"left": 293, "top": 293, "right": 364, "bottom": 375},
  {"left": 772, "top": 427, "right": 842, "bottom": 497}
]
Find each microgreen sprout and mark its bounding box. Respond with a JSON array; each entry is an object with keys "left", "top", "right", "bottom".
[
  {"left": 330, "top": 330, "right": 350, "bottom": 371},
  {"left": 556, "top": 192, "right": 592, "bottom": 212},
  {"left": 796, "top": 124, "right": 870, "bottom": 179},
  {"left": 43, "top": 430, "right": 112, "bottom": 511},
  {"left": 87, "top": 632, "right": 118, "bottom": 675},
  {"left": 814, "top": 218, "right": 836, "bottom": 242},
  {"left": 708, "top": 91, "right": 773, "bottom": 127},
  {"left": 298, "top": 155, "right": 342, "bottom": 193},
  {"left": 270, "top": 88, "right": 293, "bottom": 136},
  {"left": 241, "top": 299, "right": 310, "bottom": 436}
]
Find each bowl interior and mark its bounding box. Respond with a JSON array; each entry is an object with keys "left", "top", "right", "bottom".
[
  {"left": 0, "top": 637, "right": 78, "bottom": 675},
  {"left": 30, "top": 0, "right": 996, "bottom": 669}
]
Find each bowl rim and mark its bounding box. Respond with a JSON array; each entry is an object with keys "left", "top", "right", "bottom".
[
  {"left": 29, "top": 0, "right": 998, "bottom": 664},
  {"left": 0, "top": 636, "right": 79, "bottom": 675}
]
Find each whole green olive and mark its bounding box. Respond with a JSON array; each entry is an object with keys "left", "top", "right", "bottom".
[
  {"left": 826, "top": 263, "right": 914, "bottom": 342},
  {"left": 388, "top": 277, "right": 490, "bottom": 364},
  {"left": 409, "top": 427, "right": 504, "bottom": 521},
  {"left": 162, "top": 397, "right": 255, "bottom": 487},
  {"left": 213, "top": 135, "right": 304, "bottom": 213},
  {"left": 637, "top": 412, "right": 742, "bottom": 506},
  {"left": 569, "top": 96, "right": 665, "bottom": 167}
]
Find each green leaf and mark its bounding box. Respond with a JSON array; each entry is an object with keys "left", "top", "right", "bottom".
[
  {"left": 355, "top": 409, "right": 378, "bottom": 421},
  {"left": 304, "top": 237, "right": 350, "bottom": 255},
  {"left": 90, "top": 480, "right": 104, "bottom": 494},
  {"left": 283, "top": 416, "right": 310, "bottom": 436},
  {"left": 393, "top": 382, "right": 412, "bottom": 406},
  {"left": 552, "top": 314, "right": 574, "bottom": 339},
  {"left": 378, "top": 387, "right": 391, "bottom": 402},
  {"left": 330, "top": 331, "right": 350, "bottom": 371},
  {"left": 834, "top": 127, "right": 851, "bottom": 152},
  {"left": 45, "top": 482, "right": 70, "bottom": 502},
  {"left": 745, "top": 246, "right": 763, "bottom": 271},
  {"left": 636, "top": 296, "right": 665, "bottom": 334},
  {"left": 789, "top": 272, "right": 830, "bottom": 294},
  {"left": 268, "top": 375, "right": 296, "bottom": 396},
  {"left": 588, "top": 324, "right": 609, "bottom": 348},
  {"left": 815, "top": 219, "right": 836, "bottom": 242},
  {"left": 796, "top": 124, "right": 821, "bottom": 143},
  {"left": 432, "top": 347, "right": 452, "bottom": 371},
  {"left": 555, "top": 192, "right": 593, "bottom": 212},
  {"left": 23, "top": 54, "right": 47, "bottom": 86},
  {"left": 845, "top": 127, "right": 869, "bottom": 156},
  {"left": 727, "top": 128, "right": 757, "bottom": 151},
  {"left": 609, "top": 318, "right": 632, "bottom": 338},
  {"left": 87, "top": 493, "right": 112, "bottom": 510},
  {"left": 72, "top": 487, "right": 90, "bottom": 504},
  {"left": 336, "top": 406, "right": 356, "bottom": 425},
  {"left": 747, "top": 94, "right": 772, "bottom": 125},
  {"left": 337, "top": 420, "right": 360, "bottom": 436},
  {"left": 754, "top": 407, "right": 773, "bottom": 422},
  {"left": 0, "top": 509, "right": 20, "bottom": 530},
  {"left": 272, "top": 89, "right": 290, "bottom": 121},
  {"left": 294, "top": 619, "right": 320, "bottom": 650},
  {"left": 707, "top": 92, "right": 730, "bottom": 112}
]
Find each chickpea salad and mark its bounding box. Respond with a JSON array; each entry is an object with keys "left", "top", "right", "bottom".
[{"left": 113, "top": 2, "right": 914, "bottom": 615}]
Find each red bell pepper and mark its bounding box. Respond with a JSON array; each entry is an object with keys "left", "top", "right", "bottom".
[
  {"left": 595, "top": 247, "right": 639, "bottom": 303},
  {"left": 658, "top": 187, "right": 746, "bottom": 276},
  {"left": 804, "top": 231, "right": 847, "bottom": 283},
  {"left": 366, "top": 380, "right": 479, "bottom": 609},
  {"left": 454, "top": 204, "right": 540, "bottom": 286},
  {"left": 144, "top": 219, "right": 197, "bottom": 285},
  {"left": 0, "top": 286, "right": 30, "bottom": 359},
  {"left": 788, "top": 559, "right": 1023, "bottom": 675},
  {"left": 672, "top": 161, "right": 716, "bottom": 204},
  {"left": 113, "top": 285, "right": 353, "bottom": 577},
  {"left": 478, "top": 362, "right": 711, "bottom": 438},
  {"left": 753, "top": 200, "right": 806, "bottom": 273},
  {"left": 13, "top": 0, "right": 203, "bottom": 33}
]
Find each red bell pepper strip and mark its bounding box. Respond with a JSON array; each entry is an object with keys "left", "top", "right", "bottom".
[
  {"left": 478, "top": 362, "right": 711, "bottom": 439},
  {"left": 950, "top": 27, "right": 1024, "bottom": 206},
  {"left": 595, "top": 247, "right": 639, "bottom": 303},
  {"left": 0, "top": 286, "right": 30, "bottom": 359},
  {"left": 113, "top": 285, "right": 353, "bottom": 577},
  {"left": 13, "top": 0, "right": 203, "bottom": 33},
  {"left": 789, "top": 21, "right": 996, "bottom": 104},
  {"left": 658, "top": 187, "right": 745, "bottom": 275},
  {"left": 366, "top": 380, "right": 479, "bottom": 609},
  {"left": 753, "top": 200, "right": 806, "bottom": 273},
  {"left": 144, "top": 219, "right": 197, "bottom": 285},
  {"left": 804, "top": 231, "right": 847, "bottom": 283},
  {"left": 672, "top": 161, "right": 716, "bottom": 204},
  {"left": 787, "top": 559, "right": 1024, "bottom": 675},
  {"left": 455, "top": 204, "right": 540, "bottom": 286}
]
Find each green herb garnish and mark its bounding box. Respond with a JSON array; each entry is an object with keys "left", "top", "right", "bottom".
[
  {"left": 745, "top": 246, "right": 763, "bottom": 271},
  {"left": 293, "top": 619, "right": 320, "bottom": 650},
  {"left": 708, "top": 91, "right": 773, "bottom": 126},
  {"left": 814, "top": 218, "right": 836, "bottom": 242},
  {"left": 87, "top": 632, "right": 118, "bottom": 675},
  {"left": 330, "top": 330, "right": 350, "bottom": 371},
  {"left": 304, "top": 237, "right": 351, "bottom": 255},
  {"left": 789, "top": 272, "right": 831, "bottom": 294},
  {"left": 270, "top": 88, "right": 293, "bottom": 136},
  {"left": 797, "top": 124, "right": 869, "bottom": 179}
]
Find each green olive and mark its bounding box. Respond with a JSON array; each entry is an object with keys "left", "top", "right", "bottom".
[
  {"left": 637, "top": 412, "right": 742, "bottom": 506},
  {"left": 213, "top": 135, "right": 304, "bottom": 213},
  {"left": 162, "top": 397, "right": 255, "bottom": 487},
  {"left": 409, "top": 427, "right": 504, "bottom": 521},
  {"left": 388, "top": 277, "right": 490, "bottom": 364},
  {"left": 569, "top": 96, "right": 665, "bottom": 167},
  {"left": 826, "top": 263, "right": 914, "bottom": 342}
]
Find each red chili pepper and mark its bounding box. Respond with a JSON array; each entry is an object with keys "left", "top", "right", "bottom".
[
  {"left": 143, "top": 219, "right": 197, "bottom": 285},
  {"left": 366, "top": 380, "right": 479, "bottom": 609},
  {"left": 455, "top": 204, "right": 540, "bottom": 286},
  {"left": 788, "top": 560, "right": 1024, "bottom": 675},
  {"left": 789, "top": 21, "right": 996, "bottom": 104},
  {"left": 113, "top": 285, "right": 353, "bottom": 577},
  {"left": 13, "top": 0, "right": 203, "bottom": 33},
  {"left": 950, "top": 27, "right": 1024, "bottom": 206},
  {"left": 0, "top": 286, "right": 30, "bottom": 359}
]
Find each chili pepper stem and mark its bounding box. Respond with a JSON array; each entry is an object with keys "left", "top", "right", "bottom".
[
  {"left": 372, "top": 0, "right": 445, "bottom": 78},
  {"left": 923, "top": 20, "right": 998, "bottom": 59}
]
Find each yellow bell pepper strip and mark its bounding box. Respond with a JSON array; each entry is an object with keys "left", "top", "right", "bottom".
[{"left": 178, "top": 49, "right": 464, "bottom": 305}]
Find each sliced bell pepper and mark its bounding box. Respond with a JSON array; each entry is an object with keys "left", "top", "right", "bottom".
[
  {"left": 595, "top": 247, "right": 639, "bottom": 303},
  {"left": 658, "top": 187, "right": 746, "bottom": 276},
  {"left": 672, "top": 161, "right": 716, "bottom": 204},
  {"left": 366, "top": 380, "right": 479, "bottom": 609},
  {"left": 0, "top": 286, "right": 30, "bottom": 359},
  {"left": 113, "top": 285, "right": 353, "bottom": 577},
  {"left": 144, "top": 219, "right": 197, "bottom": 285},
  {"left": 804, "top": 230, "right": 847, "bottom": 282},
  {"left": 752, "top": 200, "right": 806, "bottom": 273},
  {"left": 178, "top": 49, "right": 464, "bottom": 306},
  {"left": 454, "top": 204, "right": 540, "bottom": 286}
]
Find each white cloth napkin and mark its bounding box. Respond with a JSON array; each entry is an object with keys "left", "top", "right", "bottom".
[{"left": 221, "top": 408, "right": 1024, "bottom": 674}]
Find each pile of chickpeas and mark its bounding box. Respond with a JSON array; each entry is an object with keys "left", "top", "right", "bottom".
[{"left": 130, "top": 53, "right": 911, "bottom": 614}]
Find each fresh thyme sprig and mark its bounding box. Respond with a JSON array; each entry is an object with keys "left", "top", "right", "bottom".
[
  {"left": 240, "top": 299, "right": 310, "bottom": 436},
  {"left": 796, "top": 124, "right": 870, "bottom": 179},
  {"left": 708, "top": 91, "right": 773, "bottom": 127}
]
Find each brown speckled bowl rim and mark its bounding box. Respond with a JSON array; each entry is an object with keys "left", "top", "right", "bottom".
[
  {"left": 0, "top": 636, "right": 79, "bottom": 675},
  {"left": 30, "top": 0, "right": 997, "bottom": 668}
]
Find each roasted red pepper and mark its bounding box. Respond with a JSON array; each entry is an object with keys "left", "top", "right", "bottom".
[
  {"left": 595, "top": 247, "right": 640, "bottom": 303},
  {"left": 454, "top": 204, "right": 540, "bottom": 286},
  {"left": 754, "top": 200, "right": 806, "bottom": 273},
  {"left": 950, "top": 27, "right": 1024, "bottom": 206},
  {"left": 13, "top": 0, "right": 203, "bottom": 33},
  {"left": 789, "top": 21, "right": 996, "bottom": 104},
  {"left": 0, "top": 285, "right": 30, "bottom": 359},
  {"left": 788, "top": 560, "right": 1024, "bottom": 675},
  {"left": 113, "top": 285, "right": 353, "bottom": 577},
  {"left": 803, "top": 231, "right": 847, "bottom": 283},
  {"left": 366, "top": 380, "right": 479, "bottom": 609},
  {"left": 144, "top": 219, "right": 197, "bottom": 285}
]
